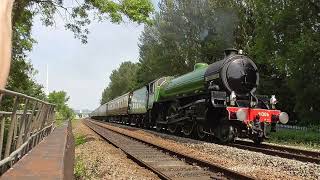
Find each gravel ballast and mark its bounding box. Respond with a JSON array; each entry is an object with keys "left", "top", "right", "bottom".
[
  {"left": 95, "top": 120, "right": 320, "bottom": 180},
  {"left": 72, "top": 120, "right": 160, "bottom": 180}
]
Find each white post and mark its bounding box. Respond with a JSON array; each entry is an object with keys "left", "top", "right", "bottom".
[{"left": 46, "top": 64, "right": 49, "bottom": 96}]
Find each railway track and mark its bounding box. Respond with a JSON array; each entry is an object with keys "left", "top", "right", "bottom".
[
  {"left": 231, "top": 140, "right": 320, "bottom": 164},
  {"left": 83, "top": 119, "right": 254, "bottom": 180},
  {"left": 90, "top": 119, "right": 320, "bottom": 164}
]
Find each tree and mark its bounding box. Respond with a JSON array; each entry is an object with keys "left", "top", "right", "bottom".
[
  {"left": 99, "top": 0, "right": 320, "bottom": 125},
  {"left": 6, "top": 59, "right": 46, "bottom": 100},
  {"left": 247, "top": 0, "right": 320, "bottom": 125},
  {"left": 137, "top": 0, "right": 242, "bottom": 85},
  {"left": 12, "top": 0, "right": 154, "bottom": 43},
  {"left": 6, "top": 0, "right": 154, "bottom": 100},
  {"left": 101, "top": 61, "right": 139, "bottom": 104},
  {"left": 137, "top": 0, "right": 320, "bottom": 125},
  {"left": 48, "top": 91, "right": 74, "bottom": 120}
]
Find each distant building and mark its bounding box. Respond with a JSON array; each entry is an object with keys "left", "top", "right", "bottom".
[{"left": 73, "top": 109, "right": 92, "bottom": 118}]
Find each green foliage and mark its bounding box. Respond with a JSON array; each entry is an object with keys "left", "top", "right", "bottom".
[
  {"left": 48, "top": 91, "right": 75, "bottom": 120},
  {"left": 101, "top": 61, "right": 139, "bottom": 104},
  {"left": 75, "top": 134, "right": 87, "bottom": 146},
  {"left": 7, "top": 0, "right": 46, "bottom": 99},
  {"left": 267, "top": 129, "right": 320, "bottom": 148},
  {"left": 90, "top": 0, "right": 154, "bottom": 24},
  {"left": 135, "top": 0, "right": 320, "bottom": 126},
  {"left": 248, "top": 0, "right": 320, "bottom": 125},
  {"left": 7, "top": 59, "right": 46, "bottom": 100},
  {"left": 8, "top": 0, "right": 154, "bottom": 101},
  {"left": 137, "top": 0, "right": 244, "bottom": 86},
  {"left": 33, "top": 0, "right": 153, "bottom": 43},
  {"left": 121, "top": 0, "right": 154, "bottom": 24},
  {"left": 74, "top": 157, "right": 87, "bottom": 179}
]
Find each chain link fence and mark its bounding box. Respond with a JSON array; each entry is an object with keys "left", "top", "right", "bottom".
[{"left": 0, "top": 89, "right": 55, "bottom": 174}]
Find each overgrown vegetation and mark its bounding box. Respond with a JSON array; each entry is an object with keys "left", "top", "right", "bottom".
[
  {"left": 75, "top": 134, "right": 87, "bottom": 146},
  {"left": 48, "top": 91, "right": 75, "bottom": 121},
  {"left": 74, "top": 157, "right": 87, "bottom": 180},
  {"left": 267, "top": 129, "right": 320, "bottom": 149},
  {"left": 101, "top": 0, "right": 320, "bottom": 127}
]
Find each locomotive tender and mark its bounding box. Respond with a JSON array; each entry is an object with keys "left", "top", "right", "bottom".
[{"left": 91, "top": 49, "right": 289, "bottom": 144}]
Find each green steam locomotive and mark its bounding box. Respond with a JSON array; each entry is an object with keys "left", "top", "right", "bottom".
[{"left": 91, "top": 49, "right": 289, "bottom": 144}]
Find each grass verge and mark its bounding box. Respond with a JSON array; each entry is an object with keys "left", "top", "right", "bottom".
[
  {"left": 75, "top": 134, "right": 86, "bottom": 146},
  {"left": 267, "top": 129, "right": 320, "bottom": 149},
  {"left": 72, "top": 119, "right": 91, "bottom": 179},
  {"left": 72, "top": 119, "right": 87, "bottom": 146}
]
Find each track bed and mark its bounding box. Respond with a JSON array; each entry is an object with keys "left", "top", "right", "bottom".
[
  {"left": 91, "top": 119, "right": 320, "bottom": 164},
  {"left": 84, "top": 120, "right": 253, "bottom": 180},
  {"left": 231, "top": 140, "right": 320, "bottom": 164}
]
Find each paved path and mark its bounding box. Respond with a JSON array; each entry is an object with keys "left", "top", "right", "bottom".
[{"left": 1, "top": 122, "right": 74, "bottom": 180}]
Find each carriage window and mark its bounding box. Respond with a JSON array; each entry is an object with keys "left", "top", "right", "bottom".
[
  {"left": 157, "top": 78, "right": 165, "bottom": 86},
  {"left": 149, "top": 83, "right": 154, "bottom": 93}
]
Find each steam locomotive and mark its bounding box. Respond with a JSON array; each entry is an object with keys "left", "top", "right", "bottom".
[{"left": 90, "top": 49, "right": 289, "bottom": 144}]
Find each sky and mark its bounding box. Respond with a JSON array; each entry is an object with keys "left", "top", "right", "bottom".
[{"left": 30, "top": 0, "right": 159, "bottom": 111}]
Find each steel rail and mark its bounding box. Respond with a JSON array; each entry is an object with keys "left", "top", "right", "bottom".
[
  {"left": 90, "top": 119, "right": 320, "bottom": 164},
  {"left": 231, "top": 140, "right": 320, "bottom": 164},
  {"left": 85, "top": 119, "right": 255, "bottom": 180},
  {"left": 84, "top": 121, "right": 173, "bottom": 180}
]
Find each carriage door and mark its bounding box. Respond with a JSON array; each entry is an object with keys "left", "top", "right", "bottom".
[{"left": 147, "top": 82, "right": 155, "bottom": 110}]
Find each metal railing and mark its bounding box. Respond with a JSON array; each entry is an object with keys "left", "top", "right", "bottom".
[{"left": 0, "top": 89, "right": 55, "bottom": 174}]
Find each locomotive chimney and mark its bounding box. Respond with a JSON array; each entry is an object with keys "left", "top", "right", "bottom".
[{"left": 224, "top": 48, "right": 238, "bottom": 57}]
